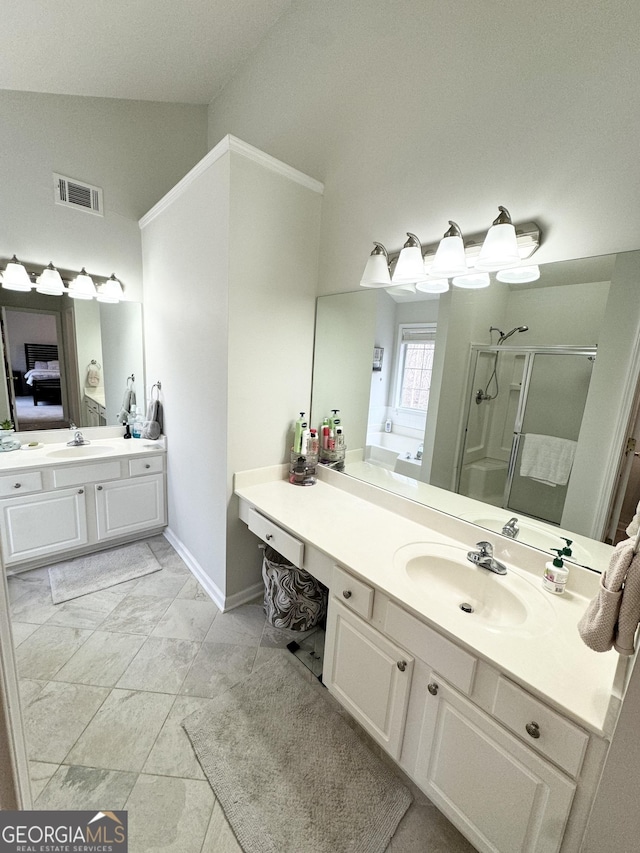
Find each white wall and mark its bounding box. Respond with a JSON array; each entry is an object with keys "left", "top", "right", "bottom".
[
  {"left": 0, "top": 90, "right": 208, "bottom": 302},
  {"left": 207, "top": 0, "right": 640, "bottom": 297}
]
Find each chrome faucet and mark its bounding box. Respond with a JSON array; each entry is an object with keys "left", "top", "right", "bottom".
[
  {"left": 467, "top": 541, "right": 507, "bottom": 575},
  {"left": 501, "top": 517, "right": 519, "bottom": 539},
  {"left": 67, "top": 429, "right": 90, "bottom": 447},
  {"left": 415, "top": 443, "right": 423, "bottom": 460}
]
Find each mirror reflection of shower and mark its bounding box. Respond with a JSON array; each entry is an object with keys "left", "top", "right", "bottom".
[{"left": 475, "top": 325, "right": 529, "bottom": 404}]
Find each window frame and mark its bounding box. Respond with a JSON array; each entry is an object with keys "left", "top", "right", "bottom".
[{"left": 393, "top": 323, "right": 437, "bottom": 423}]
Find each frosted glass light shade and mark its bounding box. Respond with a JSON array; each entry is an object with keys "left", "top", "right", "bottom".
[
  {"left": 430, "top": 222, "right": 467, "bottom": 277},
  {"left": 496, "top": 265, "right": 540, "bottom": 284},
  {"left": 416, "top": 278, "right": 449, "bottom": 294},
  {"left": 476, "top": 207, "right": 521, "bottom": 271},
  {"left": 68, "top": 267, "right": 96, "bottom": 300},
  {"left": 452, "top": 272, "right": 491, "bottom": 289},
  {"left": 392, "top": 233, "right": 428, "bottom": 284},
  {"left": 2, "top": 256, "right": 32, "bottom": 291},
  {"left": 36, "top": 263, "right": 65, "bottom": 295},
  {"left": 97, "top": 273, "right": 124, "bottom": 303},
  {"left": 360, "top": 244, "right": 391, "bottom": 287}
]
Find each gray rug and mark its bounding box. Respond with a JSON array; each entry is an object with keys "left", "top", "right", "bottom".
[
  {"left": 49, "top": 541, "right": 162, "bottom": 603},
  {"left": 183, "top": 655, "right": 412, "bottom": 853}
]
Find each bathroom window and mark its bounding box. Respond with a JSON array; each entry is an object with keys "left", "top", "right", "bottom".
[{"left": 395, "top": 325, "right": 437, "bottom": 416}]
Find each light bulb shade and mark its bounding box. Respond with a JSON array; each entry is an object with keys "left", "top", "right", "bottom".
[
  {"left": 475, "top": 207, "right": 520, "bottom": 271},
  {"left": 97, "top": 274, "right": 124, "bottom": 303},
  {"left": 68, "top": 267, "right": 97, "bottom": 300},
  {"left": 2, "top": 256, "right": 32, "bottom": 291},
  {"left": 452, "top": 272, "right": 491, "bottom": 289},
  {"left": 392, "top": 282, "right": 417, "bottom": 295},
  {"left": 392, "top": 233, "right": 428, "bottom": 284},
  {"left": 429, "top": 221, "right": 467, "bottom": 278},
  {"left": 36, "top": 263, "right": 65, "bottom": 295},
  {"left": 416, "top": 278, "right": 449, "bottom": 294},
  {"left": 496, "top": 265, "right": 541, "bottom": 284},
  {"left": 360, "top": 244, "right": 391, "bottom": 287}
]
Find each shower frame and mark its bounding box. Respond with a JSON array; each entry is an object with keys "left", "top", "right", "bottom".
[{"left": 455, "top": 344, "right": 597, "bottom": 517}]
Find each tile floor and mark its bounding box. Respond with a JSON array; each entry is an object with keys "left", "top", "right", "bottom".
[{"left": 8, "top": 534, "right": 474, "bottom": 853}]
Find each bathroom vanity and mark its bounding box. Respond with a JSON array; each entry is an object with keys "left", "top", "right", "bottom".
[
  {"left": 235, "top": 464, "right": 625, "bottom": 853},
  {"left": 0, "top": 435, "right": 166, "bottom": 571}
]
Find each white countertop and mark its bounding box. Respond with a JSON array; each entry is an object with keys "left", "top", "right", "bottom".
[
  {"left": 0, "top": 435, "right": 166, "bottom": 471},
  {"left": 235, "top": 466, "right": 622, "bottom": 736}
]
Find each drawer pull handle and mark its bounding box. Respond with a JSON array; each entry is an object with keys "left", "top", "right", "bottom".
[
  {"left": 526, "top": 721, "right": 541, "bottom": 739},
  {"left": 427, "top": 682, "right": 439, "bottom": 696},
  {"left": 145, "top": 463, "right": 151, "bottom": 469},
  {"left": 342, "top": 590, "right": 352, "bottom": 599},
  {"left": 265, "top": 533, "right": 273, "bottom": 541},
  {"left": 13, "top": 483, "right": 21, "bottom": 489},
  {"left": 97, "top": 485, "right": 103, "bottom": 491},
  {"left": 397, "top": 660, "right": 407, "bottom": 672}
]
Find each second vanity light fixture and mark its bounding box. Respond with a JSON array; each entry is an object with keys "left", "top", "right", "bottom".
[
  {"left": 0, "top": 256, "right": 124, "bottom": 302},
  {"left": 360, "top": 206, "right": 541, "bottom": 292}
]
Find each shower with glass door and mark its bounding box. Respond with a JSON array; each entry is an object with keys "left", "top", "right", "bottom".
[{"left": 456, "top": 338, "right": 597, "bottom": 526}]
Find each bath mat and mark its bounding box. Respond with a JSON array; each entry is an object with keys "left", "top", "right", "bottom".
[
  {"left": 183, "top": 655, "right": 412, "bottom": 853},
  {"left": 49, "top": 541, "right": 161, "bottom": 603}
]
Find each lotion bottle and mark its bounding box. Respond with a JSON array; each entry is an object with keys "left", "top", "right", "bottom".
[
  {"left": 543, "top": 549, "right": 569, "bottom": 595},
  {"left": 294, "top": 413, "right": 307, "bottom": 454}
]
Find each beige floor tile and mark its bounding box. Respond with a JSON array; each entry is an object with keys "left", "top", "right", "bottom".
[
  {"left": 29, "top": 761, "right": 59, "bottom": 799},
  {"left": 16, "top": 624, "right": 92, "bottom": 680},
  {"left": 52, "top": 630, "right": 146, "bottom": 687},
  {"left": 180, "top": 642, "right": 256, "bottom": 698},
  {"left": 390, "top": 802, "right": 476, "bottom": 852},
  {"left": 151, "top": 598, "right": 218, "bottom": 642},
  {"left": 65, "top": 688, "right": 174, "bottom": 772},
  {"left": 116, "top": 636, "right": 200, "bottom": 693},
  {"left": 44, "top": 588, "right": 127, "bottom": 630},
  {"left": 10, "top": 584, "right": 60, "bottom": 624},
  {"left": 23, "top": 681, "right": 110, "bottom": 764},
  {"left": 143, "top": 695, "right": 213, "bottom": 780},
  {"left": 201, "top": 800, "right": 243, "bottom": 852},
  {"left": 19, "top": 678, "right": 48, "bottom": 705},
  {"left": 176, "top": 577, "right": 214, "bottom": 602},
  {"left": 99, "top": 594, "right": 173, "bottom": 635},
  {"left": 36, "top": 764, "right": 138, "bottom": 810},
  {"left": 11, "top": 621, "right": 40, "bottom": 647},
  {"left": 203, "top": 604, "right": 265, "bottom": 646},
  {"left": 128, "top": 571, "right": 186, "bottom": 599},
  {"left": 125, "top": 774, "right": 214, "bottom": 853}
]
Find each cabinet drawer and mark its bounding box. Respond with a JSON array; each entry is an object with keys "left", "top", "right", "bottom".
[
  {"left": 53, "top": 460, "right": 122, "bottom": 488},
  {"left": 129, "top": 455, "right": 164, "bottom": 476},
  {"left": 247, "top": 507, "right": 304, "bottom": 568},
  {"left": 333, "top": 566, "right": 374, "bottom": 620},
  {"left": 384, "top": 601, "right": 476, "bottom": 695},
  {"left": 0, "top": 470, "right": 43, "bottom": 497},
  {"left": 492, "top": 676, "right": 589, "bottom": 777}
]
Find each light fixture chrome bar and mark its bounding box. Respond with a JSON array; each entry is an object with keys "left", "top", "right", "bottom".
[{"left": 0, "top": 257, "right": 124, "bottom": 299}]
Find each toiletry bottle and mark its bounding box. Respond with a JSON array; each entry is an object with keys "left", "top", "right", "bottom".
[
  {"left": 132, "top": 407, "right": 144, "bottom": 439},
  {"left": 309, "top": 428, "right": 319, "bottom": 455},
  {"left": 301, "top": 427, "right": 310, "bottom": 456},
  {"left": 327, "top": 428, "right": 335, "bottom": 451},
  {"left": 321, "top": 419, "right": 330, "bottom": 450},
  {"left": 561, "top": 538, "right": 573, "bottom": 559},
  {"left": 330, "top": 409, "right": 341, "bottom": 431},
  {"left": 385, "top": 418, "right": 392, "bottom": 433},
  {"left": 335, "top": 427, "right": 345, "bottom": 450},
  {"left": 543, "top": 549, "right": 569, "bottom": 595},
  {"left": 294, "top": 413, "right": 307, "bottom": 454}
]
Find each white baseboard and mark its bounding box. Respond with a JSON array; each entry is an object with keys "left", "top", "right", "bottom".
[{"left": 162, "top": 527, "right": 264, "bottom": 612}]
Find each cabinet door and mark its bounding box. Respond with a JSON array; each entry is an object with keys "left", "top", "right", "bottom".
[
  {"left": 416, "top": 676, "right": 575, "bottom": 853},
  {"left": 324, "top": 600, "right": 413, "bottom": 759},
  {"left": 0, "top": 487, "right": 88, "bottom": 565},
  {"left": 94, "top": 473, "right": 166, "bottom": 541}
]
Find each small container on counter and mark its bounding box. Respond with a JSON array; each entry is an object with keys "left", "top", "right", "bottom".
[
  {"left": 542, "top": 548, "right": 569, "bottom": 595},
  {"left": 289, "top": 448, "right": 318, "bottom": 486}
]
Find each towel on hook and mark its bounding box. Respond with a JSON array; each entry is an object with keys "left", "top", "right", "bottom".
[
  {"left": 86, "top": 366, "right": 100, "bottom": 388},
  {"left": 141, "top": 399, "right": 163, "bottom": 440},
  {"left": 578, "top": 538, "right": 640, "bottom": 654},
  {"left": 519, "top": 433, "right": 577, "bottom": 487},
  {"left": 117, "top": 384, "right": 136, "bottom": 424}
]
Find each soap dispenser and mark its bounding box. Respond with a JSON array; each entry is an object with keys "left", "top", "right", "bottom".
[{"left": 543, "top": 548, "right": 569, "bottom": 595}]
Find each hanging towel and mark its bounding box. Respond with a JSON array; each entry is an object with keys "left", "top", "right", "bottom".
[
  {"left": 578, "top": 538, "right": 640, "bottom": 654},
  {"left": 117, "top": 384, "right": 136, "bottom": 425},
  {"left": 625, "top": 502, "right": 640, "bottom": 538},
  {"left": 519, "top": 433, "right": 577, "bottom": 487},
  {"left": 86, "top": 366, "right": 101, "bottom": 387},
  {"left": 141, "top": 399, "right": 163, "bottom": 440}
]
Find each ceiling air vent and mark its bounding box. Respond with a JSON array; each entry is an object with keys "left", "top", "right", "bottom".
[{"left": 53, "top": 173, "right": 103, "bottom": 216}]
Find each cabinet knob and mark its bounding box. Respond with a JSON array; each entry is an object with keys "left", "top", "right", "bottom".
[
  {"left": 78, "top": 489, "right": 84, "bottom": 495},
  {"left": 13, "top": 483, "right": 21, "bottom": 489},
  {"left": 342, "top": 589, "right": 352, "bottom": 599},
  {"left": 145, "top": 463, "right": 151, "bottom": 469},
  {"left": 265, "top": 533, "right": 273, "bottom": 541},
  {"left": 397, "top": 660, "right": 407, "bottom": 672},
  {"left": 427, "top": 682, "right": 439, "bottom": 696},
  {"left": 525, "top": 721, "right": 541, "bottom": 739},
  {"left": 97, "top": 485, "right": 103, "bottom": 491}
]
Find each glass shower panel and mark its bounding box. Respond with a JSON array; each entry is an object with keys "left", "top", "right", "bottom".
[{"left": 505, "top": 352, "right": 594, "bottom": 524}]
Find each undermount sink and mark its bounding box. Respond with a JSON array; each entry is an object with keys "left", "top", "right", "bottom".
[
  {"left": 46, "top": 444, "right": 114, "bottom": 459},
  {"left": 394, "top": 542, "right": 555, "bottom": 636}
]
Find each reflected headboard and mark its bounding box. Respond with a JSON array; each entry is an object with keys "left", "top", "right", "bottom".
[{"left": 24, "top": 343, "right": 58, "bottom": 371}]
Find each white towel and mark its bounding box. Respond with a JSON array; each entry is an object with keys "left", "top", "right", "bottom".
[{"left": 519, "top": 433, "right": 577, "bottom": 487}]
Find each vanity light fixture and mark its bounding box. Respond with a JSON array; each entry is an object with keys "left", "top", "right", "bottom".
[
  {"left": 391, "top": 233, "right": 429, "bottom": 284},
  {"left": 35, "top": 262, "right": 66, "bottom": 296},
  {"left": 1, "top": 255, "right": 32, "bottom": 292},
  {"left": 68, "top": 267, "right": 97, "bottom": 300},
  {"left": 429, "top": 221, "right": 468, "bottom": 278},
  {"left": 475, "top": 206, "right": 521, "bottom": 271},
  {"left": 416, "top": 278, "right": 449, "bottom": 294},
  {"left": 452, "top": 271, "right": 491, "bottom": 289},
  {"left": 97, "top": 273, "right": 124, "bottom": 303},
  {"left": 496, "top": 265, "right": 541, "bottom": 284},
  {"left": 360, "top": 242, "right": 392, "bottom": 288}
]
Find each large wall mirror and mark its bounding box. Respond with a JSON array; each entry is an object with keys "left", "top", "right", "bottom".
[
  {"left": 311, "top": 250, "right": 640, "bottom": 573},
  {"left": 0, "top": 288, "right": 144, "bottom": 432}
]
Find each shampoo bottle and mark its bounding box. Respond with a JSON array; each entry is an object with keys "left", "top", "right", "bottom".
[
  {"left": 294, "top": 413, "right": 307, "bottom": 454},
  {"left": 543, "top": 549, "right": 569, "bottom": 595}
]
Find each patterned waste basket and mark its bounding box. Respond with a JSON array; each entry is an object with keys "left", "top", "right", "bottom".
[{"left": 262, "top": 545, "right": 327, "bottom": 631}]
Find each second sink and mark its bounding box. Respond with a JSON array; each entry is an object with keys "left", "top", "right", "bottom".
[{"left": 46, "top": 445, "right": 114, "bottom": 459}]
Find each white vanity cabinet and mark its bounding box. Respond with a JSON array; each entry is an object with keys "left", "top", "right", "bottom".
[{"left": 0, "top": 451, "right": 166, "bottom": 570}]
